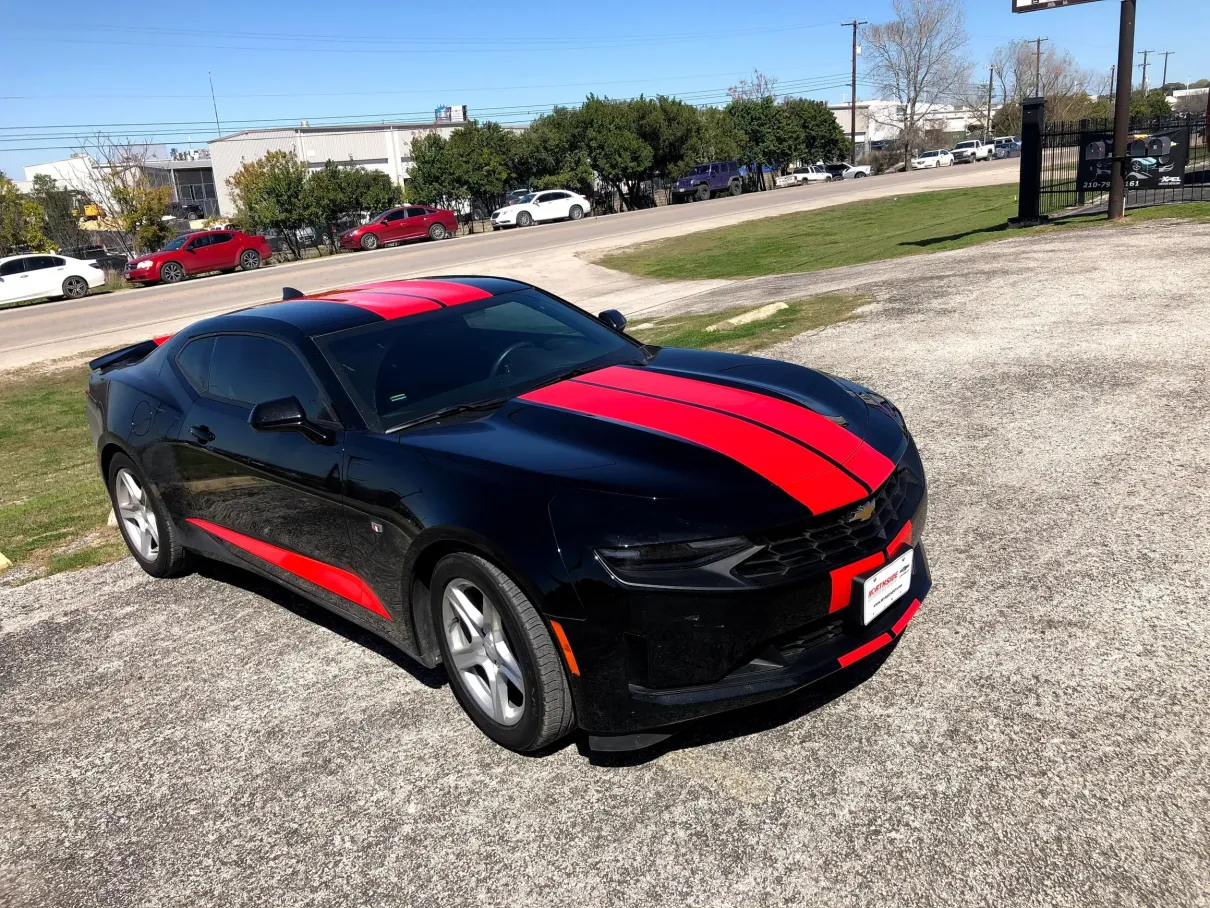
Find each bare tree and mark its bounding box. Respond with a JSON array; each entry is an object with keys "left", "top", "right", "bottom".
[
  {"left": 727, "top": 70, "right": 779, "bottom": 102},
  {"left": 862, "top": 0, "right": 971, "bottom": 167},
  {"left": 989, "top": 41, "right": 1097, "bottom": 131}
]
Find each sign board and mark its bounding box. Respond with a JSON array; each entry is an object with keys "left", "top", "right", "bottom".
[
  {"left": 1078, "top": 127, "right": 1189, "bottom": 192},
  {"left": 1012, "top": 0, "right": 1105, "bottom": 11}
]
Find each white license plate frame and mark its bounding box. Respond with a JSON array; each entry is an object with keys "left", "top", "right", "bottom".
[{"left": 862, "top": 549, "right": 914, "bottom": 625}]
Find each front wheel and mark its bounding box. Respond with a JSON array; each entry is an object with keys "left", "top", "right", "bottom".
[
  {"left": 108, "top": 453, "right": 189, "bottom": 578},
  {"left": 433, "top": 553, "right": 575, "bottom": 753},
  {"left": 428, "top": 222, "right": 448, "bottom": 240},
  {"left": 62, "top": 276, "right": 89, "bottom": 299},
  {"left": 239, "top": 249, "right": 261, "bottom": 271},
  {"left": 159, "top": 261, "right": 185, "bottom": 284},
  {"left": 360, "top": 233, "right": 380, "bottom": 250},
  {"left": 517, "top": 211, "right": 534, "bottom": 227},
  {"left": 568, "top": 204, "right": 584, "bottom": 221},
  {"left": 695, "top": 184, "right": 710, "bottom": 202}
]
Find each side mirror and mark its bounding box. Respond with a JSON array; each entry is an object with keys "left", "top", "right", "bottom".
[
  {"left": 598, "top": 309, "right": 628, "bottom": 332},
  {"left": 249, "top": 396, "right": 334, "bottom": 445}
]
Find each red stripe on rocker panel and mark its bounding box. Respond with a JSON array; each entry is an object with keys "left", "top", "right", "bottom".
[
  {"left": 187, "top": 518, "right": 391, "bottom": 620},
  {"left": 519, "top": 380, "right": 867, "bottom": 514},
  {"left": 585, "top": 366, "right": 895, "bottom": 488},
  {"left": 324, "top": 292, "right": 442, "bottom": 320}
]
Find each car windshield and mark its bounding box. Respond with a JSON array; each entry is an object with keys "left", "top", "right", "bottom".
[
  {"left": 371, "top": 209, "right": 395, "bottom": 223},
  {"left": 162, "top": 235, "right": 189, "bottom": 251},
  {"left": 516, "top": 193, "right": 536, "bottom": 204},
  {"left": 921, "top": 152, "right": 937, "bottom": 158},
  {"left": 314, "top": 287, "right": 646, "bottom": 433}
]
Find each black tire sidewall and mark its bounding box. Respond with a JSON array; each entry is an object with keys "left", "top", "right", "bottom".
[
  {"left": 107, "top": 452, "right": 176, "bottom": 577},
  {"left": 429, "top": 224, "right": 446, "bottom": 240},
  {"left": 161, "top": 263, "right": 184, "bottom": 283},
  {"left": 241, "top": 250, "right": 260, "bottom": 270},
  {"left": 518, "top": 212, "right": 532, "bottom": 227},
  {"left": 63, "top": 277, "right": 87, "bottom": 298},
  {"left": 431, "top": 554, "right": 547, "bottom": 751},
  {"left": 569, "top": 205, "right": 583, "bottom": 220},
  {"left": 361, "top": 234, "right": 379, "bottom": 250}
]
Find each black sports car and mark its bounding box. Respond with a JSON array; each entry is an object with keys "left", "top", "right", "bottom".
[{"left": 86, "top": 277, "right": 931, "bottom": 753}]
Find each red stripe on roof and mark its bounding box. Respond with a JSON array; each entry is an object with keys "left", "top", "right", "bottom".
[
  {"left": 323, "top": 291, "right": 442, "bottom": 320},
  {"left": 585, "top": 366, "right": 894, "bottom": 489},
  {"left": 347, "top": 279, "right": 493, "bottom": 306},
  {"left": 838, "top": 632, "right": 893, "bottom": 668},
  {"left": 519, "top": 379, "right": 868, "bottom": 514},
  {"left": 187, "top": 518, "right": 391, "bottom": 620}
]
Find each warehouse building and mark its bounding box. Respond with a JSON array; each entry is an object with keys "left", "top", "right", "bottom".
[{"left": 208, "top": 106, "right": 471, "bottom": 215}]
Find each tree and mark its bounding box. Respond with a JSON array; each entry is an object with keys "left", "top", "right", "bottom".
[
  {"left": 686, "top": 107, "right": 745, "bottom": 165},
  {"left": 0, "top": 172, "right": 50, "bottom": 256},
  {"left": 30, "top": 174, "right": 89, "bottom": 252},
  {"left": 1174, "top": 92, "right": 1207, "bottom": 115},
  {"left": 516, "top": 107, "right": 594, "bottom": 194},
  {"left": 985, "top": 40, "right": 1097, "bottom": 132},
  {"left": 406, "top": 132, "right": 459, "bottom": 208},
  {"left": 579, "top": 96, "right": 653, "bottom": 210},
  {"left": 632, "top": 96, "right": 704, "bottom": 180},
  {"left": 728, "top": 70, "right": 780, "bottom": 102},
  {"left": 227, "top": 149, "right": 311, "bottom": 259},
  {"left": 727, "top": 97, "right": 796, "bottom": 190},
  {"left": 781, "top": 98, "right": 850, "bottom": 164},
  {"left": 65, "top": 137, "right": 175, "bottom": 255},
  {"left": 446, "top": 120, "right": 521, "bottom": 210},
  {"left": 863, "top": 0, "right": 971, "bottom": 167}
]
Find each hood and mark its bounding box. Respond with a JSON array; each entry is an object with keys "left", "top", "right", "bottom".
[
  {"left": 125, "top": 252, "right": 162, "bottom": 266},
  {"left": 400, "top": 347, "right": 909, "bottom": 530}
]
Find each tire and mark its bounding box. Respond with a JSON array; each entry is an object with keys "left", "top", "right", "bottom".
[
  {"left": 428, "top": 222, "right": 447, "bottom": 240},
  {"left": 159, "top": 261, "right": 185, "bottom": 284},
  {"left": 432, "top": 552, "right": 575, "bottom": 753},
  {"left": 62, "top": 276, "right": 89, "bottom": 299},
  {"left": 728, "top": 180, "right": 742, "bottom": 196},
  {"left": 239, "top": 249, "right": 261, "bottom": 271},
  {"left": 107, "top": 453, "right": 189, "bottom": 578},
  {"left": 517, "top": 211, "right": 533, "bottom": 227},
  {"left": 854, "top": 171, "right": 866, "bottom": 178},
  {"left": 568, "top": 204, "right": 584, "bottom": 221},
  {"left": 360, "top": 233, "right": 380, "bottom": 250},
  {"left": 695, "top": 183, "right": 710, "bottom": 202}
]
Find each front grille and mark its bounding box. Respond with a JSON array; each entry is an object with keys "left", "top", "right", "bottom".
[{"left": 735, "top": 468, "right": 915, "bottom": 582}]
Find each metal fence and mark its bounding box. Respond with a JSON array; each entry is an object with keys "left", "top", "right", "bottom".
[{"left": 1039, "top": 114, "right": 1208, "bottom": 217}]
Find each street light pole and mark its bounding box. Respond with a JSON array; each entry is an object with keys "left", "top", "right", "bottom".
[
  {"left": 1108, "top": 0, "right": 1137, "bottom": 221},
  {"left": 842, "top": 20, "right": 868, "bottom": 165}
]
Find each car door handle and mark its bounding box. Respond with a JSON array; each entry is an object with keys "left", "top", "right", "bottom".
[{"left": 189, "top": 425, "right": 216, "bottom": 444}]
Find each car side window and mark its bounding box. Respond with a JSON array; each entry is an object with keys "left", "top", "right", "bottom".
[
  {"left": 207, "top": 334, "right": 336, "bottom": 422},
  {"left": 186, "top": 235, "right": 210, "bottom": 249},
  {"left": 405, "top": 207, "right": 428, "bottom": 218},
  {"left": 51, "top": 256, "right": 66, "bottom": 266},
  {"left": 384, "top": 209, "right": 406, "bottom": 222},
  {"left": 0, "top": 260, "right": 24, "bottom": 276},
  {"left": 547, "top": 192, "right": 569, "bottom": 200},
  {"left": 176, "top": 336, "right": 215, "bottom": 393},
  {"left": 26, "top": 256, "right": 56, "bottom": 271},
  {"left": 209, "top": 233, "right": 233, "bottom": 245}
]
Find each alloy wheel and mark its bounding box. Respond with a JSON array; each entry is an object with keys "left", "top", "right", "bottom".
[
  {"left": 63, "top": 276, "right": 88, "bottom": 299},
  {"left": 114, "top": 468, "right": 159, "bottom": 562},
  {"left": 161, "top": 263, "right": 184, "bottom": 283},
  {"left": 442, "top": 578, "right": 526, "bottom": 726},
  {"left": 240, "top": 250, "right": 260, "bottom": 270}
]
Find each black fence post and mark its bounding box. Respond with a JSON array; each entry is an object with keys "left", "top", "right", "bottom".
[{"left": 1011, "top": 97, "right": 1047, "bottom": 227}]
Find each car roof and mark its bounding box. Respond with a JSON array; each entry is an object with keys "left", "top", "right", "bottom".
[{"left": 185, "top": 276, "right": 533, "bottom": 339}]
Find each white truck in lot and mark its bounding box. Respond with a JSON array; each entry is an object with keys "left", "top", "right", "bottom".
[
  {"left": 951, "top": 140, "right": 994, "bottom": 164},
  {"left": 824, "top": 162, "right": 872, "bottom": 179}
]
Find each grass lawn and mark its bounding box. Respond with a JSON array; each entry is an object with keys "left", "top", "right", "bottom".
[
  {"left": 0, "top": 363, "right": 124, "bottom": 582},
  {"left": 597, "top": 186, "right": 1210, "bottom": 280}
]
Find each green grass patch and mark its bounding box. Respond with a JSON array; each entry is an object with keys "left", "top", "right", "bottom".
[
  {"left": 598, "top": 186, "right": 1210, "bottom": 280},
  {"left": 0, "top": 362, "right": 122, "bottom": 580},
  {"left": 632, "top": 293, "right": 868, "bottom": 354}
]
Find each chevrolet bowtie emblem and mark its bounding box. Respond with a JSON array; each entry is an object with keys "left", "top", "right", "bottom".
[{"left": 848, "top": 501, "right": 876, "bottom": 523}]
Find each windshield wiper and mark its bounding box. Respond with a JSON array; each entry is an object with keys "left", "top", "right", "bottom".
[{"left": 387, "top": 398, "right": 509, "bottom": 433}]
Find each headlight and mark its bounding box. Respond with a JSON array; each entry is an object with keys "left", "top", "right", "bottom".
[
  {"left": 596, "top": 536, "right": 759, "bottom": 590},
  {"left": 136, "top": 260, "right": 153, "bottom": 269}
]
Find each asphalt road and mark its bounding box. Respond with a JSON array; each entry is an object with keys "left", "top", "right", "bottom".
[
  {"left": 0, "top": 160, "right": 1018, "bottom": 370},
  {"left": 3, "top": 219, "right": 1207, "bottom": 907}
]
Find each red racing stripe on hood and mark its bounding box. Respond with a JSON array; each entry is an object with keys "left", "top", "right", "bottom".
[
  {"left": 519, "top": 379, "right": 868, "bottom": 514},
  {"left": 582, "top": 365, "right": 895, "bottom": 490}
]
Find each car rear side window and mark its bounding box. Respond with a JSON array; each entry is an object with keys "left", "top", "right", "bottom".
[
  {"left": 405, "top": 207, "right": 428, "bottom": 217},
  {"left": 209, "top": 233, "right": 233, "bottom": 245},
  {"left": 208, "top": 334, "right": 335, "bottom": 422},
  {"left": 26, "top": 256, "right": 57, "bottom": 271},
  {"left": 176, "top": 336, "right": 215, "bottom": 393}
]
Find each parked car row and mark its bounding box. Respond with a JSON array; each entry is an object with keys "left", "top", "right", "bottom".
[{"left": 912, "top": 136, "right": 1022, "bottom": 170}]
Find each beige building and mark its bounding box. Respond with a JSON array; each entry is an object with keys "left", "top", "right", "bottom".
[{"left": 208, "top": 110, "right": 471, "bottom": 216}]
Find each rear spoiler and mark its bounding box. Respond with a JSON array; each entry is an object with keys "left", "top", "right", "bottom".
[{"left": 87, "top": 335, "right": 171, "bottom": 372}]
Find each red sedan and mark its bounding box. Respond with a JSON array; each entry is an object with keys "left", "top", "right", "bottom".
[
  {"left": 338, "top": 206, "right": 458, "bottom": 251},
  {"left": 124, "top": 229, "right": 272, "bottom": 286}
]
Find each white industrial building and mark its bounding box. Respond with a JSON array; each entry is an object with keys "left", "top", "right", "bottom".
[
  {"left": 208, "top": 106, "right": 473, "bottom": 216},
  {"left": 828, "top": 101, "right": 1002, "bottom": 155}
]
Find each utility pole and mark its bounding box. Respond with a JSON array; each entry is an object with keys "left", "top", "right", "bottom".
[
  {"left": 1158, "top": 51, "right": 1174, "bottom": 90},
  {"left": 985, "top": 65, "right": 995, "bottom": 144},
  {"left": 1108, "top": 0, "right": 1137, "bottom": 221},
  {"left": 1028, "top": 37, "right": 1049, "bottom": 96},
  {"left": 842, "top": 20, "right": 868, "bottom": 165},
  {"left": 1109, "top": 64, "right": 1115, "bottom": 103},
  {"left": 208, "top": 70, "right": 222, "bottom": 137},
  {"left": 1137, "top": 49, "right": 1154, "bottom": 95}
]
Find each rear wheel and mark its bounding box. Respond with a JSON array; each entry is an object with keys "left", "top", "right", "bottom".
[
  {"left": 728, "top": 180, "right": 742, "bottom": 196},
  {"left": 62, "top": 276, "right": 89, "bottom": 299},
  {"left": 568, "top": 204, "right": 584, "bottom": 221},
  {"left": 239, "top": 249, "right": 261, "bottom": 271},
  {"left": 432, "top": 553, "right": 575, "bottom": 753},
  {"left": 107, "top": 453, "right": 189, "bottom": 578},
  {"left": 360, "top": 233, "right": 380, "bottom": 250},
  {"left": 517, "top": 210, "right": 534, "bottom": 227},
  {"left": 428, "top": 222, "right": 447, "bottom": 240},
  {"left": 159, "top": 262, "right": 185, "bottom": 284}
]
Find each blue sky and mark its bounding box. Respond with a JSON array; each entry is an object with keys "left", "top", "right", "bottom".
[{"left": 0, "top": 0, "right": 1205, "bottom": 177}]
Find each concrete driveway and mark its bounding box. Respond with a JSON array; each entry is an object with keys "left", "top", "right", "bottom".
[{"left": 2, "top": 220, "right": 1208, "bottom": 907}]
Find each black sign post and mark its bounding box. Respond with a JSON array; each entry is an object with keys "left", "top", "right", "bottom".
[{"left": 1012, "top": 98, "right": 1047, "bottom": 226}]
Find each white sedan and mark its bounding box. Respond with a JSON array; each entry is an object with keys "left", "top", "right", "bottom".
[
  {"left": 0, "top": 253, "right": 106, "bottom": 305},
  {"left": 491, "top": 190, "right": 591, "bottom": 228},
  {"left": 912, "top": 150, "right": 955, "bottom": 169}
]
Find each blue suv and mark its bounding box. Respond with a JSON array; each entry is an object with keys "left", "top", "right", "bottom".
[{"left": 671, "top": 161, "right": 744, "bottom": 202}]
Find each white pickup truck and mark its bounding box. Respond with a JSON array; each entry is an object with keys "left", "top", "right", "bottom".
[{"left": 951, "top": 140, "right": 995, "bottom": 164}]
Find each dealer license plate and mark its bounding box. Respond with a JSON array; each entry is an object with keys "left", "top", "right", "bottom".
[{"left": 862, "top": 549, "right": 914, "bottom": 625}]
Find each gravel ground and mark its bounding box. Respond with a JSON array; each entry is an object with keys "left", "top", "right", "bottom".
[{"left": 3, "top": 221, "right": 1209, "bottom": 907}]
